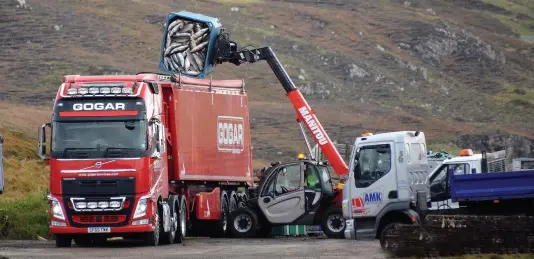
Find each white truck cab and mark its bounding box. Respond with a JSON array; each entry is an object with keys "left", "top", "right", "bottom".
[
  {"left": 342, "top": 131, "right": 430, "bottom": 244},
  {"left": 428, "top": 149, "right": 506, "bottom": 210}
]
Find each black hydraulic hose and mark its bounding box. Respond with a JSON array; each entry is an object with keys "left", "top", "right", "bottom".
[{"left": 264, "top": 47, "right": 297, "bottom": 94}]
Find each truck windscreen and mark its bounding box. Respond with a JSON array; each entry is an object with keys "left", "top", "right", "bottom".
[{"left": 51, "top": 120, "right": 147, "bottom": 159}]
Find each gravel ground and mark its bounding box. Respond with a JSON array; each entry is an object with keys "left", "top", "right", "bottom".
[{"left": 0, "top": 237, "right": 388, "bottom": 259}]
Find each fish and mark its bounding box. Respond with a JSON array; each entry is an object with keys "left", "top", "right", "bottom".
[
  {"left": 167, "top": 20, "right": 183, "bottom": 34},
  {"left": 177, "top": 52, "right": 185, "bottom": 67},
  {"left": 170, "top": 36, "right": 189, "bottom": 43},
  {"left": 190, "top": 41, "right": 208, "bottom": 53},
  {"left": 171, "top": 54, "right": 182, "bottom": 72},
  {"left": 192, "top": 28, "right": 209, "bottom": 40},
  {"left": 164, "top": 43, "right": 182, "bottom": 56},
  {"left": 187, "top": 49, "right": 199, "bottom": 71},
  {"left": 193, "top": 52, "right": 204, "bottom": 70},
  {"left": 169, "top": 45, "right": 188, "bottom": 55},
  {"left": 184, "top": 52, "right": 190, "bottom": 71},
  {"left": 179, "top": 23, "right": 194, "bottom": 33},
  {"left": 172, "top": 32, "right": 192, "bottom": 37},
  {"left": 189, "top": 36, "right": 197, "bottom": 50},
  {"left": 185, "top": 70, "right": 200, "bottom": 76}
]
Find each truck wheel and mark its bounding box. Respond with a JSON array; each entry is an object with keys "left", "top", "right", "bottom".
[
  {"left": 229, "top": 207, "right": 259, "bottom": 238},
  {"left": 229, "top": 191, "right": 238, "bottom": 213},
  {"left": 380, "top": 222, "right": 400, "bottom": 250},
  {"left": 161, "top": 196, "right": 177, "bottom": 245},
  {"left": 174, "top": 195, "right": 187, "bottom": 243},
  {"left": 321, "top": 208, "right": 346, "bottom": 239},
  {"left": 214, "top": 190, "right": 230, "bottom": 237},
  {"left": 55, "top": 235, "right": 72, "bottom": 248},
  {"left": 74, "top": 236, "right": 93, "bottom": 247},
  {"left": 144, "top": 202, "right": 162, "bottom": 246}
]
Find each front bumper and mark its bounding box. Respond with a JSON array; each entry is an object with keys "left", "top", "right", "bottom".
[
  {"left": 50, "top": 224, "right": 153, "bottom": 234},
  {"left": 344, "top": 219, "right": 356, "bottom": 239}
]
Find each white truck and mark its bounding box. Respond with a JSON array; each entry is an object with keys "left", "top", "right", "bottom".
[
  {"left": 427, "top": 149, "right": 507, "bottom": 210},
  {"left": 0, "top": 135, "right": 4, "bottom": 195},
  {"left": 341, "top": 131, "right": 430, "bottom": 243}
]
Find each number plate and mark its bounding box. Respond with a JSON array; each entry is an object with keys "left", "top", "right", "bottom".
[{"left": 88, "top": 227, "right": 111, "bottom": 233}]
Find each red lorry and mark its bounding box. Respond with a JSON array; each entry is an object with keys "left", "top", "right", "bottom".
[{"left": 37, "top": 73, "right": 253, "bottom": 247}]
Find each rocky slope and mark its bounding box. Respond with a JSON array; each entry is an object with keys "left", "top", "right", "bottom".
[{"left": 1, "top": 0, "right": 533, "bottom": 163}]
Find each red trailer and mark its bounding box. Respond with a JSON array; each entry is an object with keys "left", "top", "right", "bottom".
[{"left": 38, "top": 73, "right": 253, "bottom": 247}]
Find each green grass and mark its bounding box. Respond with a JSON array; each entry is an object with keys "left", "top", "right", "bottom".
[
  {"left": 493, "top": 14, "right": 534, "bottom": 35},
  {"left": 495, "top": 83, "right": 534, "bottom": 105},
  {"left": 0, "top": 190, "right": 51, "bottom": 240},
  {"left": 0, "top": 128, "right": 51, "bottom": 240},
  {"left": 483, "top": 0, "right": 534, "bottom": 17}
]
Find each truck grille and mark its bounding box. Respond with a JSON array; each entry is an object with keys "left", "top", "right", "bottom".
[
  {"left": 62, "top": 177, "right": 135, "bottom": 196},
  {"left": 72, "top": 215, "right": 127, "bottom": 225}
]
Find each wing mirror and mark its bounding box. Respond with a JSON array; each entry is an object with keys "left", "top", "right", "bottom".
[{"left": 37, "top": 123, "right": 51, "bottom": 161}]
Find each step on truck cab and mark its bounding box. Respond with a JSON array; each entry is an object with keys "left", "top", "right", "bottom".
[
  {"left": 342, "top": 131, "right": 430, "bottom": 243},
  {"left": 38, "top": 73, "right": 253, "bottom": 247}
]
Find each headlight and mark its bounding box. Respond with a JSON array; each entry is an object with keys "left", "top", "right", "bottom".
[
  {"left": 110, "top": 201, "right": 121, "bottom": 208},
  {"left": 98, "top": 201, "right": 109, "bottom": 209},
  {"left": 76, "top": 202, "right": 87, "bottom": 209},
  {"left": 88, "top": 88, "right": 99, "bottom": 94},
  {"left": 48, "top": 196, "right": 65, "bottom": 220},
  {"left": 87, "top": 202, "right": 97, "bottom": 209},
  {"left": 78, "top": 88, "right": 89, "bottom": 95},
  {"left": 133, "top": 196, "right": 149, "bottom": 219},
  {"left": 67, "top": 88, "right": 77, "bottom": 95}
]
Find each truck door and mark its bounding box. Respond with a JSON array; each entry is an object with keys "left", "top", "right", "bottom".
[
  {"left": 0, "top": 135, "right": 4, "bottom": 194},
  {"left": 258, "top": 162, "right": 306, "bottom": 224}
]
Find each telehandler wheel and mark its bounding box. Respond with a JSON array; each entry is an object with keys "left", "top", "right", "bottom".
[
  {"left": 321, "top": 208, "right": 346, "bottom": 239},
  {"left": 229, "top": 207, "right": 259, "bottom": 238},
  {"left": 55, "top": 234, "right": 72, "bottom": 248}
]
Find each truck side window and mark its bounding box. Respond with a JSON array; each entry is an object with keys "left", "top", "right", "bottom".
[{"left": 354, "top": 144, "right": 391, "bottom": 188}]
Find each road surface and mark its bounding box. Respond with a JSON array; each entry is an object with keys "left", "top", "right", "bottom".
[{"left": 0, "top": 237, "right": 388, "bottom": 259}]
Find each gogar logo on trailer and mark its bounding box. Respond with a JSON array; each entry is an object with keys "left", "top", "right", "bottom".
[
  {"left": 217, "top": 116, "right": 244, "bottom": 153},
  {"left": 297, "top": 106, "right": 328, "bottom": 145}
]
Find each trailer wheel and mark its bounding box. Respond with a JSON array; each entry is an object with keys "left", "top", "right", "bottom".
[
  {"left": 174, "top": 195, "right": 187, "bottom": 244},
  {"left": 229, "top": 207, "right": 259, "bottom": 238},
  {"left": 144, "top": 201, "right": 162, "bottom": 246},
  {"left": 321, "top": 208, "right": 346, "bottom": 239},
  {"left": 55, "top": 235, "right": 72, "bottom": 248}
]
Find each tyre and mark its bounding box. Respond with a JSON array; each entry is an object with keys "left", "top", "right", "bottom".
[
  {"left": 321, "top": 208, "right": 346, "bottom": 239},
  {"left": 74, "top": 236, "right": 93, "bottom": 247},
  {"left": 55, "top": 235, "right": 72, "bottom": 248},
  {"left": 228, "top": 207, "right": 259, "bottom": 238},
  {"left": 229, "top": 191, "right": 238, "bottom": 213},
  {"left": 174, "top": 195, "right": 187, "bottom": 244},
  {"left": 214, "top": 191, "right": 229, "bottom": 237},
  {"left": 144, "top": 201, "right": 162, "bottom": 246},
  {"left": 161, "top": 196, "right": 177, "bottom": 245},
  {"left": 380, "top": 222, "right": 399, "bottom": 250}
]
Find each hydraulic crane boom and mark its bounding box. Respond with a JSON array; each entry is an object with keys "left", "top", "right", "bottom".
[{"left": 212, "top": 32, "right": 349, "bottom": 176}]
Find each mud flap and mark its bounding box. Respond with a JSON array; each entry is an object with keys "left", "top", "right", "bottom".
[{"left": 162, "top": 202, "right": 171, "bottom": 233}]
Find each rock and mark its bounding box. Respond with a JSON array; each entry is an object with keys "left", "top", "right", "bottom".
[
  {"left": 376, "top": 44, "right": 385, "bottom": 52},
  {"left": 426, "top": 8, "right": 437, "bottom": 16},
  {"left": 348, "top": 64, "right": 370, "bottom": 78}
]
